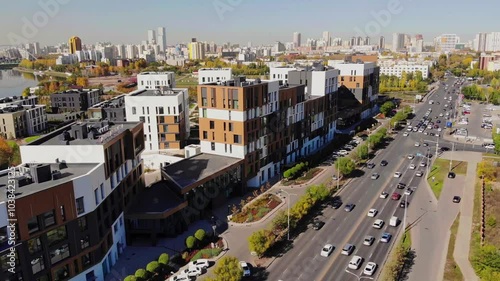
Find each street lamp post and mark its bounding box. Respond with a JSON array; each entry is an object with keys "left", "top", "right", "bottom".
[
  {"left": 277, "top": 189, "right": 296, "bottom": 241},
  {"left": 344, "top": 269, "right": 374, "bottom": 281},
  {"left": 403, "top": 193, "right": 408, "bottom": 235},
  {"left": 449, "top": 142, "right": 455, "bottom": 172}
]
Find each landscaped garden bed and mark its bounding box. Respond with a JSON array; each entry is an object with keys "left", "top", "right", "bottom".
[
  {"left": 282, "top": 167, "right": 323, "bottom": 186},
  {"left": 230, "top": 194, "right": 282, "bottom": 223},
  {"left": 185, "top": 237, "right": 224, "bottom": 262}
]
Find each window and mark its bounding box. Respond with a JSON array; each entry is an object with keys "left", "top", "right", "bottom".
[
  {"left": 139, "top": 116, "right": 145, "bottom": 123},
  {"left": 233, "top": 135, "right": 241, "bottom": 144},
  {"left": 31, "top": 255, "right": 45, "bottom": 274},
  {"left": 94, "top": 188, "right": 99, "bottom": 205},
  {"left": 82, "top": 253, "right": 91, "bottom": 269},
  {"left": 60, "top": 206, "right": 66, "bottom": 222},
  {"left": 203, "top": 131, "right": 208, "bottom": 139},
  {"left": 100, "top": 183, "right": 104, "bottom": 200},
  {"left": 81, "top": 235, "right": 90, "bottom": 249},
  {"left": 78, "top": 217, "right": 88, "bottom": 232},
  {"left": 43, "top": 210, "right": 56, "bottom": 227},
  {"left": 47, "top": 226, "right": 67, "bottom": 246},
  {"left": 132, "top": 107, "right": 136, "bottom": 114},
  {"left": 113, "top": 223, "right": 118, "bottom": 233},
  {"left": 210, "top": 121, "right": 215, "bottom": 129},
  {"left": 28, "top": 237, "right": 42, "bottom": 254},
  {"left": 28, "top": 216, "right": 40, "bottom": 234},
  {"left": 229, "top": 123, "right": 233, "bottom": 131},
  {"left": 202, "top": 108, "right": 207, "bottom": 118},
  {"left": 211, "top": 142, "right": 215, "bottom": 151},
  {"left": 51, "top": 244, "right": 70, "bottom": 265}
]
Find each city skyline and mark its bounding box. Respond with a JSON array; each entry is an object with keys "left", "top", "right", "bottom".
[{"left": 1, "top": 0, "right": 499, "bottom": 46}]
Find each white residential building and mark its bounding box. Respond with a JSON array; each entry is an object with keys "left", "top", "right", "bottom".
[
  {"left": 137, "top": 71, "right": 176, "bottom": 90},
  {"left": 198, "top": 68, "right": 233, "bottom": 84},
  {"left": 125, "top": 88, "right": 190, "bottom": 151},
  {"left": 434, "top": 34, "right": 460, "bottom": 52},
  {"left": 269, "top": 66, "right": 297, "bottom": 83},
  {"left": 378, "top": 61, "right": 430, "bottom": 79}
]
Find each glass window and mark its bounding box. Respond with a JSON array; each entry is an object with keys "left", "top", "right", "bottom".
[
  {"left": 94, "top": 189, "right": 99, "bottom": 205},
  {"left": 27, "top": 216, "right": 40, "bottom": 234},
  {"left": 132, "top": 107, "right": 136, "bottom": 114},
  {"left": 210, "top": 121, "right": 214, "bottom": 129},
  {"left": 211, "top": 142, "right": 215, "bottom": 151},
  {"left": 82, "top": 253, "right": 91, "bottom": 269},
  {"left": 28, "top": 237, "right": 42, "bottom": 254},
  {"left": 31, "top": 255, "right": 45, "bottom": 274},
  {"left": 76, "top": 197, "right": 85, "bottom": 214},
  {"left": 50, "top": 244, "right": 70, "bottom": 265},
  {"left": 46, "top": 226, "right": 67, "bottom": 246},
  {"left": 53, "top": 264, "right": 70, "bottom": 281},
  {"left": 78, "top": 217, "right": 87, "bottom": 232},
  {"left": 81, "top": 235, "right": 90, "bottom": 250}
]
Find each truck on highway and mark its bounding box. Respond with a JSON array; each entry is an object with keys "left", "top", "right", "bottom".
[{"left": 390, "top": 216, "right": 399, "bottom": 227}]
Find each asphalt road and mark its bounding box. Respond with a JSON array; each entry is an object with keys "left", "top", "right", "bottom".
[{"left": 265, "top": 76, "right": 488, "bottom": 281}]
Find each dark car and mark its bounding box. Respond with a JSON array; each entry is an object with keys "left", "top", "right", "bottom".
[
  {"left": 344, "top": 204, "right": 355, "bottom": 212},
  {"left": 397, "top": 183, "right": 407, "bottom": 189},
  {"left": 400, "top": 200, "right": 409, "bottom": 208},
  {"left": 448, "top": 172, "right": 456, "bottom": 178},
  {"left": 436, "top": 120, "right": 441, "bottom": 123},
  {"left": 313, "top": 220, "right": 325, "bottom": 230},
  {"left": 380, "top": 160, "right": 388, "bottom": 166},
  {"left": 423, "top": 143, "right": 429, "bottom": 147},
  {"left": 453, "top": 196, "right": 461, "bottom": 203},
  {"left": 366, "top": 163, "right": 376, "bottom": 169},
  {"left": 332, "top": 200, "right": 342, "bottom": 209}
]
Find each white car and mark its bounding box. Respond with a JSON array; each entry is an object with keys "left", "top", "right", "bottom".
[
  {"left": 363, "top": 262, "right": 378, "bottom": 276},
  {"left": 341, "top": 244, "right": 355, "bottom": 256},
  {"left": 240, "top": 261, "right": 251, "bottom": 277},
  {"left": 415, "top": 171, "right": 424, "bottom": 177},
  {"left": 418, "top": 128, "right": 424, "bottom": 133},
  {"left": 363, "top": 236, "right": 375, "bottom": 246},
  {"left": 371, "top": 173, "right": 380, "bottom": 180},
  {"left": 409, "top": 164, "right": 416, "bottom": 170},
  {"left": 367, "top": 209, "right": 378, "bottom": 217},
  {"left": 188, "top": 259, "right": 210, "bottom": 270},
  {"left": 439, "top": 113, "right": 444, "bottom": 117},
  {"left": 404, "top": 188, "right": 413, "bottom": 196},
  {"left": 321, "top": 244, "right": 334, "bottom": 257},
  {"left": 403, "top": 132, "right": 409, "bottom": 137},
  {"left": 414, "top": 142, "right": 420, "bottom": 147},
  {"left": 379, "top": 192, "right": 389, "bottom": 199},
  {"left": 394, "top": 172, "right": 402, "bottom": 178},
  {"left": 348, "top": 255, "right": 363, "bottom": 270},
  {"left": 338, "top": 150, "right": 348, "bottom": 155},
  {"left": 181, "top": 267, "right": 202, "bottom": 278},
  {"left": 373, "top": 219, "right": 384, "bottom": 229},
  {"left": 420, "top": 162, "right": 427, "bottom": 167},
  {"left": 407, "top": 154, "right": 415, "bottom": 160},
  {"left": 169, "top": 274, "right": 190, "bottom": 281},
  {"left": 438, "top": 128, "right": 442, "bottom": 132}
]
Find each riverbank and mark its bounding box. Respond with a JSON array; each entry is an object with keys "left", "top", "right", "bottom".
[{"left": 13, "top": 67, "right": 70, "bottom": 78}]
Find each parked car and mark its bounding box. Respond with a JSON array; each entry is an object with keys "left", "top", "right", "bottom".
[
  {"left": 240, "top": 261, "right": 251, "bottom": 277},
  {"left": 180, "top": 267, "right": 203, "bottom": 278},
  {"left": 188, "top": 259, "right": 210, "bottom": 270},
  {"left": 313, "top": 220, "right": 325, "bottom": 230},
  {"left": 380, "top": 232, "right": 392, "bottom": 243},
  {"left": 363, "top": 262, "right": 378, "bottom": 276}
]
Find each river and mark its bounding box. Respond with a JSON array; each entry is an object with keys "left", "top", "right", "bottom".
[{"left": 0, "top": 69, "right": 40, "bottom": 98}]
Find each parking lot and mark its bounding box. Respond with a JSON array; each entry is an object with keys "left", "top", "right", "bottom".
[{"left": 458, "top": 102, "right": 499, "bottom": 143}]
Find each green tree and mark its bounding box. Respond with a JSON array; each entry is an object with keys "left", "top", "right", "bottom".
[
  {"left": 186, "top": 236, "right": 196, "bottom": 249},
  {"left": 124, "top": 276, "right": 137, "bottom": 281},
  {"left": 357, "top": 144, "right": 369, "bottom": 160},
  {"left": 194, "top": 229, "right": 206, "bottom": 242},
  {"left": 248, "top": 229, "right": 274, "bottom": 257},
  {"left": 146, "top": 261, "right": 160, "bottom": 274},
  {"left": 271, "top": 210, "right": 288, "bottom": 231},
  {"left": 134, "top": 268, "right": 148, "bottom": 280},
  {"left": 380, "top": 101, "right": 395, "bottom": 116},
  {"left": 158, "top": 253, "right": 169, "bottom": 265},
  {"left": 335, "top": 157, "right": 356, "bottom": 177},
  {"left": 205, "top": 256, "right": 243, "bottom": 281},
  {"left": 22, "top": 87, "right": 30, "bottom": 97}
]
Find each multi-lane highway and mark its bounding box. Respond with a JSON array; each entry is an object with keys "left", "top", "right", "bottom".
[{"left": 266, "top": 76, "right": 483, "bottom": 281}]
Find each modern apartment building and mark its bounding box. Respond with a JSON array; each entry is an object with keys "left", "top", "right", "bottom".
[
  {"left": 125, "top": 88, "right": 190, "bottom": 151},
  {"left": 50, "top": 89, "right": 101, "bottom": 114},
  {"left": 0, "top": 104, "right": 47, "bottom": 139},
  {"left": 69, "top": 36, "right": 82, "bottom": 54},
  {"left": 188, "top": 39, "right": 206, "bottom": 60},
  {"left": 474, "top": 32, "right": 500, "bottom": 52},
  {"left": 392, "top": 33, "right": 405, "bottom": 52},
  {"left": 88, "top": 95, "right": 126, "bottom": 122},
  {"left": 328, "top": 61, "right": 380, "bottom": 121},
  {"left": 434, "top": 34, "right": 460, "bottom": 52},
  {"left": 0, "top": 95, "right": 38, "bottom": 109},
  {"left": 198, "top": 75, "right": 339, "bottom": 187},
  {"left": 137, "top": 72, "right": 176, "bottom": 90},
  {"left": 0, "top": 120, "right": 145, "bottom": 281},
  {"left": 378, "top": 61, "right": 430, "bottom": 79},
  {"left": 269, "top": 66, "right": 297, "bottom": 84},
  {"left": 198, "top": 68, "right": 232, "bottom": 84}
]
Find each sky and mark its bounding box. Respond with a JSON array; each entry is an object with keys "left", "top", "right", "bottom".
[{"left": 1, "top": 0, "right": 498, "bottom": 47}]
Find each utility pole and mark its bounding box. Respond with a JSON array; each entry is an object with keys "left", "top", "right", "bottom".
[{"left": 449, "top": 142, "right": 455, "bottom": 172}]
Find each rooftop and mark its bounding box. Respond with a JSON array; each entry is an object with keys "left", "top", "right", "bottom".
[
  {"left": 0, "top": 104, "right": 44, "bottom": 114},
  {"left": 162, "top": 153, "right": 243, "bottom": 192},
  {"left": 198, "top": 68, "right": 232, "bottom": 71},
  {"left": 51, "top": 89, "right": 100, "bottom": 95},
  {"left": 126, "top": 181, "right": 187, "bottom": 218},
  {"left": 0, "top": 163, "right": 97, "bottom": 201},
  {"left": 129, "top": 88, "right": 186, "bottom": 97},
  {"left": 138, "top": 71, "right": 175, "bottom": 76},
  {"left": 89, "top": 95, "right": 126, "bottom": 109},
  {"left": 31, "top": 120, "right": 139, "bottom": 146},
  {"left": 0, "top": 95, "right": 36, "bottom": 104}
]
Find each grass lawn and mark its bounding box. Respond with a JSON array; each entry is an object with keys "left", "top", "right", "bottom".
[
  {"left": 24, "top": 135, "right": 41, "bottom": 143},
  {"left": 444, "top": 214, "right": 464, "bottom": 281},
  {"left": 282, "top": 168, "right": 322, "bottom": 186},
  {"left": 379, "top": 231, "right": 412, "bottom": 280},
  {"left": 401, "top": 231, "right": 412, "bottom": 251},
  {"left": 190, "top": 248, "right": 222, "bottom": 262},
  {"left": 427, "top": 159, "right": 468, "bottom": 199}
]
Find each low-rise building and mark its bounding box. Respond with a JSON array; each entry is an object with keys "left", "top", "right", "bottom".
[
  {"left": 137, "top": 71, "right": 176, "bottom": 90},
  {"left": 88, "top": 95, "right": 126, "bottom": 122},
  {"left": 50, "top": 89, "right": 101, "bottom": 113},
  {"left": 0, "top": 95, "right": 38, "bottom": 108},
  {"left": 378, "top": 61, "right": 430, "bottom": 79},
  {"left": 198, "top": 68, "right": 232, "bottom": 84},
  {"left": 0, "top": 104, "right": 47, "bottom": 139},
  {"left": 125, "top": 88, "right": 190, "bottom": 151}
]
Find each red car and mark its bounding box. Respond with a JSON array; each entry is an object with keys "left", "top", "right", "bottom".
[{"left": 391, "top": 192, "right": 401, "bottom": 200}]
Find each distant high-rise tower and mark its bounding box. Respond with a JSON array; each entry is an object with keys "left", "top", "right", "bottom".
[
  {"left": 322, "top": 31, "right": 331, "bottom": 47},
  {"left": 350, "top": 37, "right": 356, "bottom": 46},
  {"left": 157, "top": 27, "right": 166, "bottom": 52},
  {"left": 392, "top": 33, "right": 405, "bottom": 52},
  {"left": 379, "top": 36, "right": 386, "bottom": 50},
  {"left": 364, "top": 36, "right": 370, "bottom": 45},
  {"left": 147, "top": 29, "right": 156, "bottom": 45},
  {"left": 293, "top": 32, "right": 301, "bottom": 48},
  {"left": 69, "top": 36, "right": 82, "bottom": 54},
  {"left": 357, "top": 36, "right": 363, "bottom": 46}
]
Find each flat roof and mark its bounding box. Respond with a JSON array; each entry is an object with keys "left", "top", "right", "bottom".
[
  {"left": 127, "top": 181, "right": 186, "bottom": 216},
  {"left": 162, "top": 153, "right": 242, "bottom": 191},
  {"left": 32, "top": 121, "right": 139, "bottom": 146},
  {"left": 130, "top": 88, "right": 185, "bottom": 97},
  {"left": 0, "top": 163, "right": 98, "bottom": 201},
  {"left": 51, "top": 89, "right": 99, "bottom": 95}
]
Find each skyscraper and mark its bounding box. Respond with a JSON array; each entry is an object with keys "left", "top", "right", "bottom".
[
  {"left": 392, "top": 33, "right": 405, "bottom": 52},
  {"left": 69, "top": 36, "right": 82, "bottom": 54},
  {"left": 293, "top": 32, "right": 301, "bottom": 48},
  {"left": 323, "top": 31, "right": 331, "bottom": 47},
  {"left": 157, "top": 27, "right": 167, "bottom": 52},
  {"left": 147, "top": 29, "right": 156, "bottom": 45},
  {"left": 379, "top": 36, "right": 386, "bottom": 50},
  {"left": 364, "top": 36, "right": 370, "bottom": 45}
]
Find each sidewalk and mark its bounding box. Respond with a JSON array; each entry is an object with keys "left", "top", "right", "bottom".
[{"left": 441, "top": 151, "right": 481, "bottom": 281}]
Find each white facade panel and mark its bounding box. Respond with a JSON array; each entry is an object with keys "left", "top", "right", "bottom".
[
  {"left": 72, "top": 164, "right": 107, "bottom": 216},
  {"left": 200, "top": 140, "right": 245, "bottom": 159},
  {"left": 198, "top": 68, "right": 232, "bottom": 84},
  {"left": 204, "top": 108, "right": 245, "bottom": 122},
  {"left": 269, "top": 67, "right": 296, "bottom": 83},
  {"left": 20, "top": 145, "right": 106, "bottom": 164},
  {"left": 137, "top": 72, "right": 176, "bottom": 90}
]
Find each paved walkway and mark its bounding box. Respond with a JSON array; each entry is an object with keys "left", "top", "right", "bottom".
[{"left": 441, "top": 151, "right": 480, "bottom": 281}]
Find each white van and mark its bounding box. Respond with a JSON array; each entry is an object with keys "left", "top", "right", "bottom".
[{"left": 390, "top": 216, "right": 399, "bottom": 226}]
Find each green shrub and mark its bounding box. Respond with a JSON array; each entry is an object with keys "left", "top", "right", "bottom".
[
  {"left": 158, "top": 253, "right": 169, "bottom": 265},
  {"left": 146, "top": 261, "right": 160, "bottom": 273},
  {"left": 194, "top": 229, "right": 206, "bottom": 242},
  {"left": 124, "top": 276, "right": 137, "bottom": 281},
  {"left": 186, "top": 236, "right": 196, "bottom": 249},
  {"left": 134, "top": 268, "right": 148, "bottom": 280}
]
